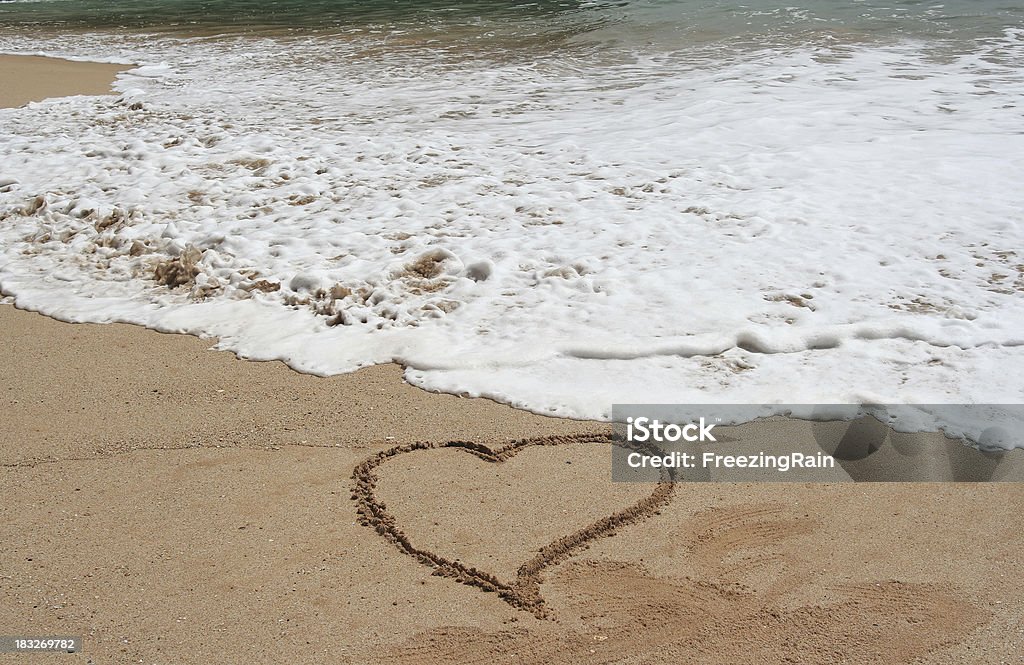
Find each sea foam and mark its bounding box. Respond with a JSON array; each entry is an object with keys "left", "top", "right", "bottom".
[{"left": 1, "top": 31, "right": 1022, "bottom": 445}]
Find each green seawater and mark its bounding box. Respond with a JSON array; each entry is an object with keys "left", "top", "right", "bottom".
[{"left": 1, "top": 0, "right": 1021, "bottom": 50}]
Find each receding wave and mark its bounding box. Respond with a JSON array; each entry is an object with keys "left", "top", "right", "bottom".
[{"left": 0, "top": 5, "right": 1022, "bottom": 442}]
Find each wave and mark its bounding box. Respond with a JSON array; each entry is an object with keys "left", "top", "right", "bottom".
[{"left": 1, "top": 27, "right": 1023, "bottom": 444}]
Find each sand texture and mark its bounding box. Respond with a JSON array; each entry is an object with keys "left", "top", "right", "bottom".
[
  {"left": 3, "top": 306, "right": 1024, "bottom": 664},
  {"left": 0, "top": 55, "right": 128, "bottom": 108}
]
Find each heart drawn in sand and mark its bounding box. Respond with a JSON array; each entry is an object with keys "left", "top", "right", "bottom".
[{"left": 351, "top": 433, "right": 674, "bottom": 618}]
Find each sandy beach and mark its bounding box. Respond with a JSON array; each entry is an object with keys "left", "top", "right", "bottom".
[
  {"left": 0, "top": 55, "right": 128, "bottom": 108},
  {"left": 2, "top": 55, "right": 1023, "bottom": 664}
]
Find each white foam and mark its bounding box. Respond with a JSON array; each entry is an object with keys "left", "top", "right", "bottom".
[{"left": 1, "top": 31, "right": 1023, "bottom": 445}]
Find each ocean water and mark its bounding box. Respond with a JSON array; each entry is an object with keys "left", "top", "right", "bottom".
[
  {"left": 2, "top": 1, "right": 1023, "bottom": 53},
  {"left": 1, "top": 2, "right": 1023, "bottom": 445}
]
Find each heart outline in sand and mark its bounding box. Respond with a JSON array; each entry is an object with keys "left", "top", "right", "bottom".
[{"left": 351, "top": 433, "right": 674, "bottom": 618}]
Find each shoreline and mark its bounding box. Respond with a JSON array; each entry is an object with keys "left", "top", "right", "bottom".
[
  {"left": 0, "top": 303, "right": 602, "bottom": 466},
  {"left": 2, "top": 52, "right": 1023, "bottom": 665}
]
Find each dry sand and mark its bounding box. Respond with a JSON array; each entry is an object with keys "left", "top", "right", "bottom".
[{"left": 1, "top": 56, "right": 1023, "bottom": 665}]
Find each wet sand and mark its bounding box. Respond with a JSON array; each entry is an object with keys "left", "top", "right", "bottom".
[{"left": 0, "top": 55, "right": 129, "bottom": 108}]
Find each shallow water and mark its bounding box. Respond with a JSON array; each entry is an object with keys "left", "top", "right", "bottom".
[
  {"left": 2, "top": 1, "right": 1022, "bottom": 48},
  {"left": 0, "top": 2, "right": 1022, "bottom": 443}
]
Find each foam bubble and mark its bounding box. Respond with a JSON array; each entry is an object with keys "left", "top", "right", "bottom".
[{"left": 1, "top": 30, "right": 1023, "bottom": 445}]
